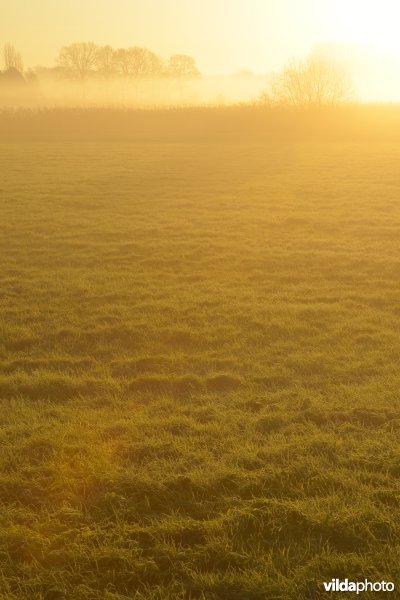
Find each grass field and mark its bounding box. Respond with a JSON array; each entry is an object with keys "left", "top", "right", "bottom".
[{"left": 1, "top": 136, "right": 400, "bottom": 599}]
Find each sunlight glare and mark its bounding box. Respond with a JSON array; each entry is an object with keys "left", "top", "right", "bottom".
[{"left": 329, "top": 0, "right": 400, "bottom": 58}]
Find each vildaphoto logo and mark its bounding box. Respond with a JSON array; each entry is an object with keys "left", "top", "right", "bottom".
[{"left": 323, "top": 579, "right": 395, "bottom": 594}]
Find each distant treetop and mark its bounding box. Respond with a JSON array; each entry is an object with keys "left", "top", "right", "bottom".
[
  {"left": 55, "top": 42, "right": 201, "bottom": 80},
  {"left": 3, "top": 44, "right": 24, "bottom": 73},
  {"left": 167, "top": 55, "right": 200, "bottom": 79}
]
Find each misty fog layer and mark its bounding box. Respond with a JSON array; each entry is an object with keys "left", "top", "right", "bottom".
[
  {"left": 3, "top": 38, "right": 400, "bottom": 110},
  {"left": 0, "top": 74, "right": 270, "bottom": 109}
]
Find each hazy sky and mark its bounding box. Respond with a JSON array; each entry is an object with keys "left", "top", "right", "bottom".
[{"left": 3, "top": 0, "right": 400, "bottom": 90}]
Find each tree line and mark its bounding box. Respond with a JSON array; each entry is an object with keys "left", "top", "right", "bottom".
[
  {"left": 57, "top": 42, "right": 200, "bottom": 79},
  {"left": 1, "top": 42, "right": 200, "bottom": 82},
  {"left": 1, "top": 42, "right": 353, "bottom": 107}
]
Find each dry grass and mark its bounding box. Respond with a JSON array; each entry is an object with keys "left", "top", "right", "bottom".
[{"left": 3, "top": 104, "right": 400, "bottom": 142}]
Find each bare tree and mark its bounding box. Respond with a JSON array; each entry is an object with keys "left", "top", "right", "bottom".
[
  {"left": 57, "top": 42, "right": 98, "bottom": 79},
  {"left": 114, "top": 47, "right": 163, "bottom": 78},
  {"left": 132, "top": 47, "right": 163, "bottom": 77},
  {"left": 266, "top": 53, "right": 352, "bottom": 107},
  {"left": 112, "top": 49, "right": 130, "bottom": 77},
  {"left": 95, "top": 45, "right": 116, "bottom": 77},
  {"left": 3, "top": 44, "right": 23, "bottom": 72},
  {"left": 167, "top": 54, "right": 200, "bottom": 79}
]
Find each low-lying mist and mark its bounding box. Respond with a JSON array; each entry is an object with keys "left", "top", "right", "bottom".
[{"left": 0, "top": 74, "right": 269, "bottom": 109}]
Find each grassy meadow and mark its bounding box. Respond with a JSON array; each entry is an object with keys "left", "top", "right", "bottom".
[{"left": 1, "top": 116, "right": 400, "bottom": 598}]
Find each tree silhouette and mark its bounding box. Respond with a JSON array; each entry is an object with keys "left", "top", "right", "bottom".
[
  {"left": 167, "top": 54, "right": 200, "bottom": 78},
  {"left": 52, "top": 42, "right": 200, "bottom": 82},
  {"left": 266, "top": 53, "right": 352, "bottom": 106},
  {"left": 3, "top": 44, "right": 23, "bottom": 73},
  {"left": 57, "top": 42, "right": 98, "bottom": 79},
  {"left": 113, "top": 47, "right": 163, "bottom": 78},
  {"left": 95, "top": 45, "right": 115, "bottom": 77}
]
